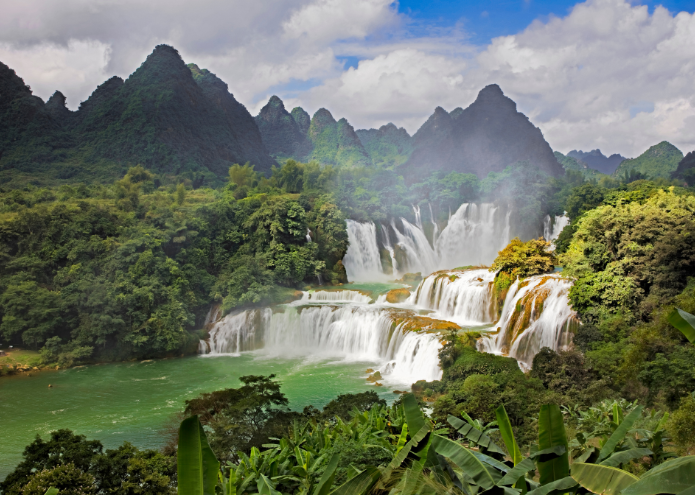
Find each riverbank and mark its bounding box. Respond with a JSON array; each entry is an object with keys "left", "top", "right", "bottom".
[{"left": 0, "top": 352, "right": 400, "bottom": 481}]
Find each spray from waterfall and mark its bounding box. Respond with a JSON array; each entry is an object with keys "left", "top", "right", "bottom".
[{"left": 543, "top": 213, "right": 570, "bottom": 247}]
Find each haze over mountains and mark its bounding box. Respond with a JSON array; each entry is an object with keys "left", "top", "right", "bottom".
[{"left": 1, "top": 44, "right": 691, "bottom": 187}]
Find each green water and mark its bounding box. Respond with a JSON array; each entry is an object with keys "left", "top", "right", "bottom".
[{"left": 0, "top": 353, "right": 397, "bottom": 480}]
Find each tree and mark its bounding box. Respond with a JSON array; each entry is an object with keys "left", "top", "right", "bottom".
[
  {"left": 175, "top": 183, "right": 186, "bottom": 206},
  {"left": 490, "top": 237, "right": 555, "bottom": 278}
]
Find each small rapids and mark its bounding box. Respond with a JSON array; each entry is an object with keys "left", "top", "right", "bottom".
[{"left": 297, "top": 290, "right": 372, "bottom": 304}]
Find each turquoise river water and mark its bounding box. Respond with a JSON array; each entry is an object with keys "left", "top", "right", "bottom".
[{"left": 0, "top": 353, "right": 398, "bottom": 480}]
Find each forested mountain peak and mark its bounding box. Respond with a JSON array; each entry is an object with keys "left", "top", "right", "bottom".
[
  {"left": 255, "top": 95, "right": 306, "bottom": 157},
  {"left": 673, "top": 150, "right": 695, "bottom": 185},
  {"left": 0, "top": 61, "right": 32, "bottom": 100},
  {"left": 309, "top": 108, "right": 338, "bottom": 136},
  {"left": 355, "top": 123, "right": 413, "bottom": 167},
  {"left": 614, "top": 140, "right": 683, "bottom": 179},
  {"left": 400, "top": 84, "right": 563, "bottom": 181},
  {"left": 567, "top": 148, "right": 625, "bottom": 174},
  {"left": 291, "top": 107, "right": 311, "bottom": 134}
]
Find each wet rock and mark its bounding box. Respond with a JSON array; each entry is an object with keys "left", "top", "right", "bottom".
[{"left": 386, "top": 288, "right": 410, "bottom": 304}]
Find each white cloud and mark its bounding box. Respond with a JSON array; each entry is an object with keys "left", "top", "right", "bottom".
[{"left": 1, "top": 0, "right": 694, "bottom": 156}]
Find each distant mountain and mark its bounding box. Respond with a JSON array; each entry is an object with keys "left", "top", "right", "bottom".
[
  {"left": 554, "top": 151, "right": 605, "bottom": 180},
  {"left": 613, "top": 141, "right": 683, "bottom": 179},
  {"left": 0, "top": 45, "right": 275, "bottom": 186},
  {"left": 567, "top": 149, "right": 625, "bottom": 175},
  {"left": 672, "top": 150, "right": 695, "bottom": 186},
  {"left": 255, "top": 97, "right": 371, "bottom": 168},
  {"left": 399, "top": 84, "right": 564, "bottom": 181},
  {"left": 356, "top": 123, "right": 412, "bottom": 168}
]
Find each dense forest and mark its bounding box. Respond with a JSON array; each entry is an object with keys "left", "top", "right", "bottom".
[{"left": 2, "top": 42, "right": 695, "bottom": 495}]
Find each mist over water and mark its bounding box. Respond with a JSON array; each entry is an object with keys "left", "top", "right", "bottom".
[{"left": 344, "top": 203, "right": 513, "bottom": 280}]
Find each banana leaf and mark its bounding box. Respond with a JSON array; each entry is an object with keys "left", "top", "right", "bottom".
[
  {"left": 575, "top": 447, "right": 596, "bottom": 464},
  {"left": 313, "top": 453, "right": 340, "bottom": 495},
  {"left": 498, "top": 458, "right": 536, "bottom": 486},
  {"left": 44, "top": 489, "right": 59, "bottom": 495},
  {"left": 431, "top": 434, "right": 501, "bottom": 489},
  {"left": 496, "top": 405, "right": 523, "bottom": 466},
  {"left": 328, "top": 466, "right": 381, "bottom": 495},
  {"left": 177, "top": 415, "right": 219, "bottom": 495},
  {"left": 396, "top": 423, "right": 409, "bottom": 454},
  {"left": 597, "top": 406, "right": 644, "bottom": 462},
  {"left": 668, "top": 308, "right": 695, "bottom": 343},
  {"left": 676, "top": 487, "right": 695, "bottom": 495},
  {"left": 256, "top": 474, "right": 281, "bottom": 495},
  {"left": 571, "top": 462, "right": 638, "bottom": 494},
  {"left": 600, "top": 448, "right": 653, "bottom": 467},
  {"left": 621, "top": 456, "right": 695, "bottom": 495},
  {"left": 526, "top": 476, "right": 577, "bottom": 495},
  {"left": 448, "top": 415, "right": 506, "bottom": 455},
  {"left": 403, "top": 394, "right": 425, "bottom": 435},
  {"left": 529, "top": 445, "right": 566, "bottom": 462},
  {"left": 537, "top": 405, "right": 569, "bottom": 484},
  {"left": 389, "top": 424, "right": 431, "bottom": 469}
]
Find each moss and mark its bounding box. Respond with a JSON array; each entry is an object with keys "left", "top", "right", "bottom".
[{"left": 385, "top": 288, "right": 410, "bottom": 303}]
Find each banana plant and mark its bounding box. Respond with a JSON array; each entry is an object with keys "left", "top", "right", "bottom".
[
  {"left": 178, "top": 415, "right": 219, "bottom": 495},
  {"left": 43, "top": 489, "right": 59, "bottom": 495},
  {"left": 668, "top": 308, "right": 695, "bottom": 344}
]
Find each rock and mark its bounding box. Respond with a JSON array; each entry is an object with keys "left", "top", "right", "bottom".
[
  {"left": 385, "top": 288, "right": 410, "bottom": 304},
  {"left": 48, "top": 384, "right": 53, "bottom": 388},
  {"left": 365, "top": 368, "right": 374, "bottom": 373},
  {"left": 332, "top": 260, "right": 348, "bottom": 284},
  {"left": 393, "top": 390, "right": 407, "bottom": 394},
  {"left": 366, "top": 371, "right": 383, "bottom": 382},
  {"left": 374, "top": 382, "right": 383, "bottom": 387}
]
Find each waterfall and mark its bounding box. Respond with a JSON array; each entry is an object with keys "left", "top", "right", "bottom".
[
  {"left": 205, "top": 309, "right": 272, "bottom": 356},
  {"left": 306, "top": 228, "right": 312, "bottom": 243},
  {"left": 477, "top": 274, "right": 577, "bottom": 370},
  {"left": 343, "top": 203, "right": 513, "bottom": 282},
  {"left": 413, "top": 205, "right": 423, "bottom": 231},
  {"left": 428, "top": 203, "right": 440, "bottom": 245},
  {"left": 343, "top": 220, "right": 388, "bottom": 282},
  {"left": 408, "top": 269, "right": 497, "bottom": 325},
  {"left": 199, "top": 304, "right": 443, "bottom": 384},
  {"left": 297, "top": 290, "right": 372, "bottom": 304},
  {"left": 381, "top": 224, "right": 399, "bottom": 278},
  {"left": 435, "top": 203, "right": 511, "bottom": 269},
  {"left": 543, "top": 213, "right": 570, "bottom": 245}
]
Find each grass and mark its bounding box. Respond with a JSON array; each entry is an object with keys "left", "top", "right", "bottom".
[{"left": 0, "top": 347, "right": 43, "bottom": 375}]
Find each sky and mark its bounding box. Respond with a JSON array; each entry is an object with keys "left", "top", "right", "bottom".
[{"left": 1, "top": 0, "right": 695, "bottom": 158}]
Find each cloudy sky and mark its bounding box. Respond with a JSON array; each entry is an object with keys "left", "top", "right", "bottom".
[{"left": 1, "top": 0, "right": 694, "bottom": 157}]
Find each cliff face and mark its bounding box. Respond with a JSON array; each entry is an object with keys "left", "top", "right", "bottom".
[
  {"left": 567, "top": 149, "right": 625, "bottom": 175},
  {"left": 400, "top": 84, "right": 564, "bottom": 181},
  {"left": 0, "top": 45, "right": 275, "bottom": 185}
]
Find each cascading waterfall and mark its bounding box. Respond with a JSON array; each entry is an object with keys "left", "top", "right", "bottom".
[
  {"left": 434, "top": 203, "right": 511, "bottom": 269},
  {"left": 543, "top": 213, "right": 570, "bottom": 244},
  {"left": 343, "top": 203, "right": 512, "bottom": 282},
  {"left": 343, "top": 220, "right": 388, "bottom": 282},
  {"left": 380, "top": 224, "right": 399, "bottom": 278},
  {"left": 200, "top": 303, "right": 443, "bottom": 384},
  {"left": 477, "top": 274, "right": 577, "bottom": 370},
  {"left": 408, "top": 269, "right": 497, "bottom": 325},
  {"left": 428, "top": 203, "right": 440, "bottom": 245},
  {"left": 205, "top": 308, "right": 272, "bottom": 356}
]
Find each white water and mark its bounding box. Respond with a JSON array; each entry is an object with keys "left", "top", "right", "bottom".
[
  {"left": 201, "top": 303, "right": 443, "bottom": 385},
  {"left": 477, "top": 274, "right": 577, "bottom": 370},
  {"left": 408, "top": 269, "right": 497, "bottom": 325},
  {"left": 543, "top": 213, "right": 570, "bottom": 245},
  {"left": 343, "top": 220, "right": 388, "bottom": 282},
  {"left": 297, "top": 290, "right": 372, "bottom": 304},
  {"left": 343, "top": 203, "right": 512, "bottom": 281}
]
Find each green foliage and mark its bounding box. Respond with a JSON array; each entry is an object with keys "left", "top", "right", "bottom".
[
  {"left": 0, "top": 164, "right": 348, "bottom": 359},
  {"left": 614, "top": 141, "right": 684, "bottom": 180},
  {"left": 0, "top": 430, "right": 175, "bottom": 495},
  {"left": 666, "top": 394, "right": 695, "bottom": 452},
  {"left": 490, "top": 237, "right": 556, "bottom": 278}
]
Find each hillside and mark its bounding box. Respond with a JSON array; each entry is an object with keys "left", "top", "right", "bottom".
[
  {"left": 554, "top": 151, "right": 605, "bottom": 179},
  {"left": 399, "top": 84, "right": 564, "bottom": 182},
  {"left": 0, "top": 45, "right": 275, "bottom": 186},
  {"left": 567, "top": 149, "right": 625, "bottom": 174},
  {"left": 673, "top": 150, "right": 695, "bottom": 186},
  {"left": 254, "top": 95, "right": 309, "bottom": 159},
  {"left": 356, "top": 123, "right": 413, "bottom": 167},
  {"left": 613, "top": 141, "right": 683, "bottom": 179}
]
